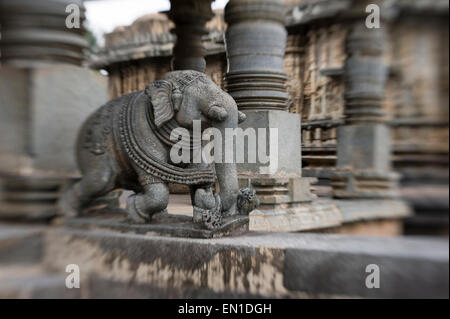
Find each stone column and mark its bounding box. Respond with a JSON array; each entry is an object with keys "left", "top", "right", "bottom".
[
  {"left": 0, "top": 0, "right": 108, "bottom": 220},
  {"left": 331, "top": 5, "right": 399, "bottom": 198},
  {"left": 168, "top": 0, "right": 213, "bottom": 72},
  {"left": 224, "top": 0, "right": 334, "bottom": 231},
  {"left": 0, "top": 0, "right": 87, "bottom": 66}
]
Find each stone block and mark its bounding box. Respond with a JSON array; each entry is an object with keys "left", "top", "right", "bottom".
[
  {"left": 0, "top": 65, "right": 108, "bottom": 177},
  {"left": 239, "top": 176, "right": 315, "bottom": 209},
  {"left": 337, "top": 124, "right": 391, "bottom": 172},
  {"left": 237, "top": 110, "right": 302, "bottom": 176},
  {"left": 0, "top": 225, "right": 44, "bottom": 265},
  {"left": 247, "top": 198, "right": 411, "bottom": 232},
  {"left": 289, "top": 177, "right": 317, "bottom": 202},
  {"left": 38, "top": 227, "right": 449, "bottom": 298},
  {"left": 0, "top": 65, "right": 108, "bottom": 219},
  {"left": 249, "top": 201, "right": 342, "bottom": 232}
]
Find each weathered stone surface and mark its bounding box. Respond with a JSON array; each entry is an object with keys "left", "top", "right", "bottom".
[
  {"left": 31, "top": 66, "right": 109, "bottom": 173},
  {"left": 248, "top": 198, "right": 411, "bottom": 232},
  {"left": 0, "top": 224, "right": 447, "bottom": 298},
  {"left": 237, "top": 110, "right": 302, "bottom": 176},
  {"left": 249, "top": 202, "right": 342, "bottom": 232},
  {"left": 284, "top": 241, "right": 448, "bottom": 298},
  {"left": 330, "top": 14, "right": 400, "bottom": 199},
  {"left": 0, "top": 65, "right": 108, "bottom": 220},
  {"left": 0, "top": 226, "right": 44, "bottom": 265},
  {"left": 0, "top": 0, "right": 88, "bottom": 66},
  {"left": 91, "top": 11, "right": 226, "bottom": 70},
  {"left": 0, "top": 273, "right": 81, "bottom": 299},
  {"left": 0, "top": 65, "right": 108, "bottom": 174},
  {"left": 239, "top": 176, "right": 316, "bottom": 208},
  {"left": 63, "top": 214, "right": 249, "bottom": 239},
  {"left": 225, "top": 0, "right": 289, "bottom": 111},
  {"left": 336, "top": 125, "right": 391, "bottom": 172},
  {"left": 321, "top": 219, "right": 404, "bottom": 236},
  {"left": 87, "top": 0, "right": 447, "bottom": 232},
  {"left": 40, "top": 227, "right": 448, "bottom": 298},
  {"left": 168, "top": 0, "right": 214, "bottom": 72},
  {"left": 336, "top": 199, "right": 410, "bottom": 223},
  {"left": 58, "top": 70, "right": 254, "bottom": 231}
]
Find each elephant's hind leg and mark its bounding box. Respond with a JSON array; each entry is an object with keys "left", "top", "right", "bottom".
[
  {"left": 126, "top": 183, "right": 169, "bottom": 223},
  {"left": 58, "top": 167, "right": 116, "bottom": 217}
]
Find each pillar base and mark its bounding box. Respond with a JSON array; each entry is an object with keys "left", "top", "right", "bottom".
[
  {"left": 0, "top": 176, "right": 65, "bottom": 221},
  {"left": 0, "top": 65, "right": 108, "bottom": 221},
  {"left": 331, "top": 170, "right": 400, "bottom": 199},
  {"left": 239, "top": 175, "right": 316, "bottom": 209},
  {"left": 249, "top": 201, "right": 342, "bottom": 232},
  {"left": 248, "top": 198, "right": 411, "bottom": 232}
]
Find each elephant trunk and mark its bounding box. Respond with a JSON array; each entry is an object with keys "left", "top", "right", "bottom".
[{"left": 211, "top": 105, "right": 240, "bottom": 216}]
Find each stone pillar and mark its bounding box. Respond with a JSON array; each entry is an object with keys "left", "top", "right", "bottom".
[
  {"left": 0, "top": 0, "right": 87, "bottom": 66},
  {"left": 168, "top": 0, "right": 213, "bottom": 72},
  {"left": 225, "top": 0, "right": 289, "bottom": 110},
  {"left": 331, "top": 5, "right": 399, "bottom": 199},
  {"left": 224, "top": 0, "right": 334, "bottom": 232},
  {"left": 0, "top": 0, "right": 108, "bottom": 220}
]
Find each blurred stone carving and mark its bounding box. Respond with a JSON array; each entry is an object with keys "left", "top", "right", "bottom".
[{"left": 0, "top": 0, "right": 108, "bottom": 220}]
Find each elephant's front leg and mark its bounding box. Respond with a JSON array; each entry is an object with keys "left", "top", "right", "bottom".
[
  {"left": 126, "top": 183, "right": 169, "bottom": 223},
  {"left": 192, "top": 187, "right": 223, "bottom": 230},
  {"left": 190, "top": 186, "right": 215, "bottom": 223}
]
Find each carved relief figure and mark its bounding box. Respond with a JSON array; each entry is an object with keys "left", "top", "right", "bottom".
[{"left": 59, "top": 70, "right": 257, "bottom": 229}]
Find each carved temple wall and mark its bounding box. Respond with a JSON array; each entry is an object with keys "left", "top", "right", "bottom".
[
  {"left": 107, "top": 54, "right": 226, "bottom": 98},
  {"left": 384, "top": 17, "right": 449, "bottom": 183},
  {"left": 284, "top": 25, "right": 348, "bottom": 178},
  {"left": 93, "top": 1, "right": 449, "bottom": 194},
  {"left": 97, "top": 5, "right": 448, "bottom": 185},
  {"left": 96, "top": 12, "right": 227, "bottom": 98},
  {"left": 285, "top": 17, "right": 448, "bottom": 182}
]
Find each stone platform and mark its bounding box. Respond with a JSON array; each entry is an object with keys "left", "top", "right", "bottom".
[
  {"left": 163, "top": 195, "right": 412, "bottom": 234},
  {"left": 62, "top": 213, "right": 249, "bottom": 239},
  {"left": 0, "top": 224, "right": 448, "bottom": 298}
]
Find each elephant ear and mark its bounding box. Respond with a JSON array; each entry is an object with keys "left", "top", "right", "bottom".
[{"left": 145, "top": 80, "right": 174, "bottom": 128}]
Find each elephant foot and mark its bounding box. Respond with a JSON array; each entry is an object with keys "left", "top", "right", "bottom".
[
  {"left": 126, "top": 194, "right": 150, "bottom": 223},
  {"left": 193, "top": 188, "right": 223, "bottom": 230},
  {"left": 125, "top": 186, "right": 169, "bottom": 224},
  {"left": 194, "top": 204, "right": 223, "bottom": 230},
  {"left": 220, "top": 188, "right": 259, "bottom": 217},
  {"left": 151, "top": 209, "right": 169, "bottom": 222},
  {"left": 193, "top": 188, "right": 216, "bottom": 224}
]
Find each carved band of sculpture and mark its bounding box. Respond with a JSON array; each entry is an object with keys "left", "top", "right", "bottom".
[{"left": 59, "top": 70, "right": 259, "bottom": 229}]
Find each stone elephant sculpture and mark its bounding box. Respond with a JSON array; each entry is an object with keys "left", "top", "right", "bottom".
[{"left": 59, "top": 70, "right": 258, "bottom": 229}]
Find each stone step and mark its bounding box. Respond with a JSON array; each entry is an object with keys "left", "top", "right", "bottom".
[
  {"left": 40, "top": 227, "right": 449, "bottom": 298},
  {"left": 0, "top": 271, "right": 80, "bottom": 299},
  {"left": 0, "top": 224, "right": 45, "bottom": 265},
  {"left": 0, "top": 223, "right": 448, "bottom": 298}
]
